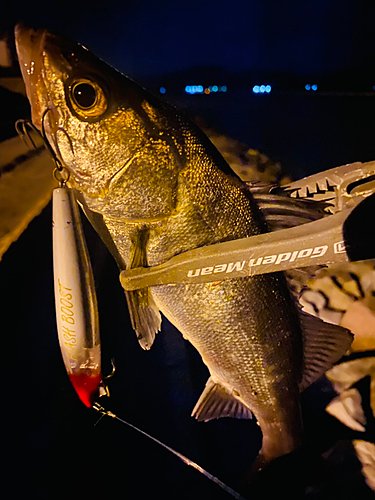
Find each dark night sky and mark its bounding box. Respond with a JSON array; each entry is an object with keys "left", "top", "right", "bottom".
[{"left": 2, "top": 0, "right": 375, "bottom": 79}]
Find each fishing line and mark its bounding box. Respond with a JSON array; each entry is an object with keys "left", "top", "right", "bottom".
[{"left": 93, "top": 403, "right": 246, "bottom": 500}]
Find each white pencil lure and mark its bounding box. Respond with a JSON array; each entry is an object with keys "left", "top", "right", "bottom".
[{"left": 53, "top": 180, "right": 102, "bottom": 407}]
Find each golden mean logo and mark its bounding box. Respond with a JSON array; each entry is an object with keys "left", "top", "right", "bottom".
[{"left": 187, "top": 244, "right": 333, "bottom": 278}]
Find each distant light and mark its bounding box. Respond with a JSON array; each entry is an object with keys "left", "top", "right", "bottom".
[
  {"left": 305, "top": 84, "right": 318, "bottom": 91},
  {"left": 159, "top": 87, "right": 166, "bottom": 94},
  {"left": 185, "top": 85, "right": 204, "bottom": 94},
  {"left": 185, "top": 84, "right": 227, "bottom": 95},
  {"left": 253, "top": 84, "right": 271, "bottom": 94}
]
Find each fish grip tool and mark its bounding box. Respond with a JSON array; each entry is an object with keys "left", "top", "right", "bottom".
[{"left": 120, "top": 160, "right": 375, "bottom": 291}]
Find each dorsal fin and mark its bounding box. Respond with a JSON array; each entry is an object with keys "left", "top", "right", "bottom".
[
  {"left": 299, "top": 312, "right": 353, "bottom": 392},
  {"left": 192, "top": 377, "right": 253, "bottom": 422},
  {"left": 246, "top": 182, "right": 330, "bottom": 232}
]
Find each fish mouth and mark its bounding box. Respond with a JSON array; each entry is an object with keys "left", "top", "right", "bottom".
[
  {"left": 15, "top": 23, "right": 50, "bottom": 130},
  {"left": 15, "top": 23, "right": 68, "bottom": 167}
]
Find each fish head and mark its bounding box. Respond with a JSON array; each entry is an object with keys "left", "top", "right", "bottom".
[{"left": 15, "top": 24, "right": 186, "bottom": 220}]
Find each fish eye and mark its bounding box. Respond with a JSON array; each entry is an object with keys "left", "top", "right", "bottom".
[
  {"left": 73, "top": 82, "right": 97, "bottom": 108},
  {"left": 69, "top": 78, "right": 107, "bottom": 118}
]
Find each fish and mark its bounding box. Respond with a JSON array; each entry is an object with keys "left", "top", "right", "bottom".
[
  {"left": 14, "top": 23, "right": 353, "bottom": 472},
  {"left": 195, "top": 123, "right": 291, "bottom": 185}
]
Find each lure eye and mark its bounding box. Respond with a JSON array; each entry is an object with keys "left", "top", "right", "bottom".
[{"left": 69, "top": 78, "right": 107, "bottom": 118}]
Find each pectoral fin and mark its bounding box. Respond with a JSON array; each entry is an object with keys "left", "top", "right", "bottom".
[
  {"left": 125, "top": 228, "right": 161, "bottom": 350},
  {"left": 192, "top": 377, "right": 253, "bottom": 422},
  {"left": 125, "top": 289, "right": 161, "bottom": 350}
]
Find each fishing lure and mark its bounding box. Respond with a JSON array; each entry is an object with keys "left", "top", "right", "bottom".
[
  {"left": 17, "top": 116, "right": 103, "bottom": 408},
  {"left": 52, "top": 175, "right": 102, "bottom": 407}
]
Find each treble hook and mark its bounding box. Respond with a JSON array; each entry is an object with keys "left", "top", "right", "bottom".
[
  {"left": 15, "top": 119, "right": 39, "bottom": 149},
  {"left": 104, "top": 358, "right": 116, "bottom": 380},
  {"left": 41, "top": 109, "right": 63, "bottom": 170},
  {"left": 15, "top": 109, "right": 65, "bottom": 174},
  {"left": 40, "top": 109, "right": 71, "bottom": 187}
]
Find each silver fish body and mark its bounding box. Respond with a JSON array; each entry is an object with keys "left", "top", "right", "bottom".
[{"left": 15, "top": 24, "right": 351, "bottom": 468}]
